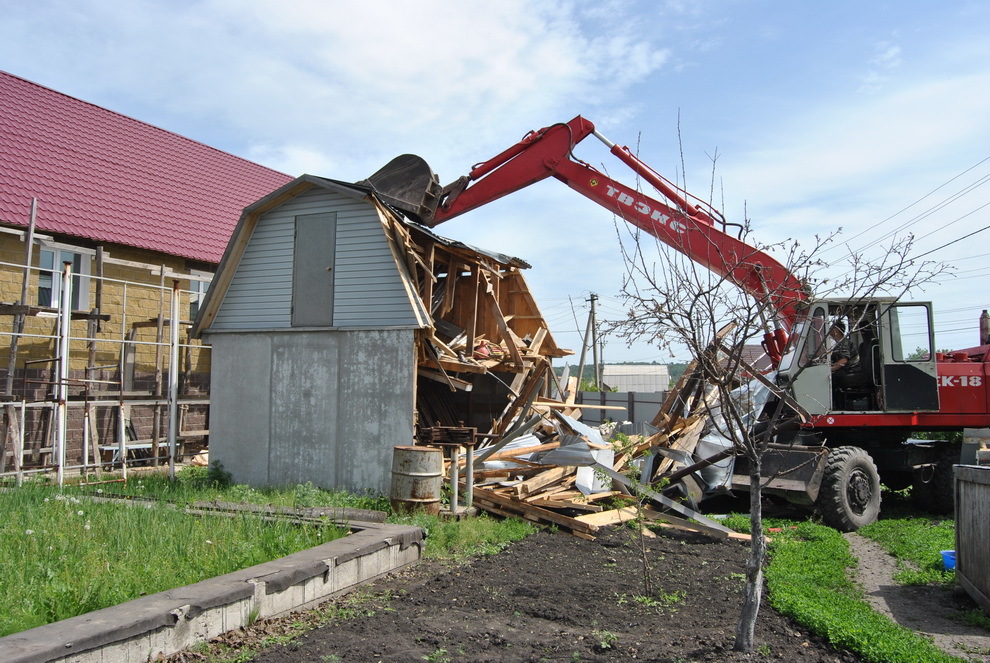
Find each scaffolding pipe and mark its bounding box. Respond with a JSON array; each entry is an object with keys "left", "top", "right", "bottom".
[
  {"left": 56, "top": 261, "right": 72, "bottom": 486},
  {"left": 167, "top": 280, "right": 180, "bottom": 480},
  {"left": 16, "top": 400, "right": 24, "bottom": 486}
]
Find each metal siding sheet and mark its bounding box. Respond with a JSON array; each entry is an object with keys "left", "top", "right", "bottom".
[
  {"left": 332, "top": 206, "right": 418, "bottom": 327},
  {"left": 211, "top": 188, "right": 420, "bottom": 331}
]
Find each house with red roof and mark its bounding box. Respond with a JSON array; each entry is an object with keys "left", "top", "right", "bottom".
[{"left": 0, "top": 70, "right": 292, "bottom": 471}]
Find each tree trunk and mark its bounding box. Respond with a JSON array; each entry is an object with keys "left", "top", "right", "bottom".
[{"left": 733, "top": 457, "right": 766, "bottom": 652}]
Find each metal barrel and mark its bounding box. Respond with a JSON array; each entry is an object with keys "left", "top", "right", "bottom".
[{"left": 390, "top": 445, "right": 443, "bottom": 515}]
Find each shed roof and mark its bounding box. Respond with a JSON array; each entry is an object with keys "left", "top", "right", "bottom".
[{"left": 0, "top": 70, "right": 293, "bottom": 263}]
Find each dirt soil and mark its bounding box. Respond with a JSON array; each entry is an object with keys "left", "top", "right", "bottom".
[
  {"left": 198, "top": 527, "right": 863, "bottom": 663},
  {"left": 170, "top": 525, "right": 990, "bottom": 663}
]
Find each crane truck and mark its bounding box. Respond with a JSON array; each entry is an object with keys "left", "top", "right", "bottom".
[{"left": 362, "top": 115, "right": 988, "bottom": 531}]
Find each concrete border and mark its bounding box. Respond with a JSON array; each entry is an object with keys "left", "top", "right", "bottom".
[{"left": 0, "top": 522, "right": 424, "bottom": 663}]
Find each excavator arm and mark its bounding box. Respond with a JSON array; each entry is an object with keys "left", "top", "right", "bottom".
[{"left": 363, "top": 115, "right": 809, "bottom": 365}]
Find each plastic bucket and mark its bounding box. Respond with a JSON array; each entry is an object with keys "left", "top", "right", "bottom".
[
  {"left": 390, "top": 445, "right": 443, "bottom": 515},
  {"left": 940, "top": 550, "right": 956, "bottom": 571}
]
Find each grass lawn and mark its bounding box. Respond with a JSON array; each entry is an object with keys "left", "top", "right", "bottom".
[{"left": 0, "top": 473, "right": 353, "bottom": 637}]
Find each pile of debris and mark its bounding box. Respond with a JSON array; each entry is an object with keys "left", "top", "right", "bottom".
[
  {"left": 424, "top": 351, "right": 762, "bottom": 543},
  {"left": 378, "top": 201, "right": 773, "bottom": 542}
]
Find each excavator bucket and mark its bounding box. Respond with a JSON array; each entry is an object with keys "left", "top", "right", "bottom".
[{"left": 357, "top": 154, "right": 442, "bottom": 225}]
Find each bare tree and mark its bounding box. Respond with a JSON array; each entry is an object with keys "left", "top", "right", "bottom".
[{"left": 608, "top": 194, "right": 943, "bottom": 651}]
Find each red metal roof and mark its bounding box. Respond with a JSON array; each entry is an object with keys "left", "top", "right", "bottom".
[{"left": 0, "top": 71, "right": 293, "bottom": 264}]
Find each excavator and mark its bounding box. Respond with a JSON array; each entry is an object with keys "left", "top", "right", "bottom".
[{"left": 361, "top": 115, "right": 989, "bottom": 530}]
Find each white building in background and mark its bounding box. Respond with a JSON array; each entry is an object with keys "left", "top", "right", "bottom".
[{"left": 602, "top": 364, "right": 669, "bottom": 392}]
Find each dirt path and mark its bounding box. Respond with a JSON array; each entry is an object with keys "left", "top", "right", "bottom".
[{"left": 844, "top": 533, "right": 990, "bottom": 662}]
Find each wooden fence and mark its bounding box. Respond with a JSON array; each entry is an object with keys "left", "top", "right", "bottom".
[{"left": 955, "top": 464, "right": 990, "bottom": 614}]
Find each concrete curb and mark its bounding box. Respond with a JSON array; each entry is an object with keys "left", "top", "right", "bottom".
[{"left": 0, "top": 523, "right": 424, "bottom": 663}]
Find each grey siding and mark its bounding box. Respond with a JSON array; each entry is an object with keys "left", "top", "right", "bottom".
[
  {"left": 332, "top": 203, "right": 420, "bottom": 328},
  {"left": 209, "top": 187, "right": 421, "bottom": 331},
  {"left": 208, "top": 329, "right": 416, "bottom": 493}
]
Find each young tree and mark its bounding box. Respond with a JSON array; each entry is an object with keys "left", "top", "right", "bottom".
[{"left": 608, "top": 182, "right": 943, "bottom": 651}]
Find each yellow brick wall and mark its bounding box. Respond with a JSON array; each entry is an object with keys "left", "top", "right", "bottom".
[{"left": 0, "top": 234, "right": 212, "bottom": 390}]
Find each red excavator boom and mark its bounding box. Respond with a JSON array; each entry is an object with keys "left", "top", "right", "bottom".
[{"left": 364, "top": 116, "right": 810, "bottom": 364}]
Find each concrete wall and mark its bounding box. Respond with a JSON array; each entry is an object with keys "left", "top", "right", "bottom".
[
  {"left": 0, "top": 523, "right": 424, "bottom": 663},
  {"left": 207, "top": 328, "right": 416, "bottom": 494}
]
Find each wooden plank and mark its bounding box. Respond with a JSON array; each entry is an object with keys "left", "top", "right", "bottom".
[
  {"left": 421, "top": 356, "right": 489, "bottom": 374},
  {"left": 483, "top": 272, "right": 526, "bottom": 369},
  {"left": 527, "top": 497, "right": 604, "bottom": 513},
  {"left": 417, "top": 368, "right": 474, "bottom": 391},
  {"left": 535, "top": 400, "right": 627, "bottom": 411},
  {"left": 472, "top": 487, "right": 598, "bottom": 536},
  {"left": 483, "top": 440, "right": 559, "bottom": 461},
  {"left": 575, "top": 506, "right": 640, "bottom": 527},
  {"left": 654, "top": 415, "right": 707, "bottom": 476},
  {"left": 653, "top": 322, "right": 736, "bottom": 427},
  {"left": 513, "top": 466, "right": 574, "bottom": 497}
]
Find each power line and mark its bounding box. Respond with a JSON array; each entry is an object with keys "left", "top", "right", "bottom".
[
  {"left": 821, "top": 155, "right": 990, "bottom": 256},
  {"left": 914, "top": 222, "right": 990, "bottom": 259}
]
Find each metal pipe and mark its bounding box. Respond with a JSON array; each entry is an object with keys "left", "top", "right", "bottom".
[
  {"left": 56, "top": 260, "right": 72, "bottom": 486},
  {"left": 168, "top": 280, "right": 180, "bottom": 479}
]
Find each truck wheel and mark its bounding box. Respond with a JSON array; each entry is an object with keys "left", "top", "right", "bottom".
[{"left": 818, "top": 446, "right": 881, "bottom": 531}]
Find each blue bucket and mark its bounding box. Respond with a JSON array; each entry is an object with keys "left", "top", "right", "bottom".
[{"left": 941, "top": 550, "right": 956, "bottom": 571}]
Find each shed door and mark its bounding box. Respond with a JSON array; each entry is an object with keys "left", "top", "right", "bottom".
[{"left": 291, "top": 212, "right": 336, "bottom": 327}]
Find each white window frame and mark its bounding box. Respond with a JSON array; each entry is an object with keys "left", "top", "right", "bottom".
[
  {"left": 187, "top": 269, "right": 213, "bottom": 321},
  {"left": 37, "top": 242, "right": 93, "bottom": 311}
]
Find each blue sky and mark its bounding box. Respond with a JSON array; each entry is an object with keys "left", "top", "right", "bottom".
[{"left": 3, "top": 1, "right": 989, "bottom": 363}]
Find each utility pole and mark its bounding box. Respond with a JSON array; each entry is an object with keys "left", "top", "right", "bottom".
[
  {"left": 590, "top": 294, "right": 601, "bottom": 390},
  {"left": 576, "top": 293, "right": 598, "bottom": 391}
]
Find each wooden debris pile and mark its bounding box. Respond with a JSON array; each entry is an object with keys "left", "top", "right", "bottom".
[
  {"left": 465, "top": 361, "right": 751, "bottom": 541},
  {"left": 376, "top": 202, "right": 761, "bottom": 541}
]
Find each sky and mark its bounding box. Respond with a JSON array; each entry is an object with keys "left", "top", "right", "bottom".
[{"left": 2, "top": 0, "right": 989, "bottom": 364}]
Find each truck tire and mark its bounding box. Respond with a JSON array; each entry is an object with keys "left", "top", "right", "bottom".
[{"left": 818, "top": 446, "right": 881, "bottom": 531}]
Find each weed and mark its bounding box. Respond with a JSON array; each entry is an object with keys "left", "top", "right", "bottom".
[
  {"left": 571, "top": 652, "right": 581, "bottom": 662},
  {"left": 387, "top": 511, "right": 534, "bottom": 562},
  {"left": 320, "top": 656, "right": 342, "bottom": 663},
  {"left": 422, "top": 647, "right": 450, "bottom": 663},
  {"left": 959, "top": 608, "right": 990, "bottom": 631},
  {"left": 592, "top": 628, "right": 618, "bottom": 650},
  {"left": 206, "top": 460, "right": 234, "bottom": 487},
  {"left": 757, "top": 643, "right": 772, "bottom": 656}
]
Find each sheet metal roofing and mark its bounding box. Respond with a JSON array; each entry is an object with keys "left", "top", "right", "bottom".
[{"left": 0, "top": 70, "right": 293, "bottom": 264}]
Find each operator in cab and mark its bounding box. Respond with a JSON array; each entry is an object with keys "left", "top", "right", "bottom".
[{"left": 829, "top": 321, "right": 861, "bottom": 387}]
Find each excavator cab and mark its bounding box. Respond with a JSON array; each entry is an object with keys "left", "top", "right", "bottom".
[{"left": 778, "top": 298, "right": 939, "bottom": 414}]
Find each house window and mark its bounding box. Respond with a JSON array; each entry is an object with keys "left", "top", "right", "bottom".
[
  {"left": 37, "top": 247, "right": 90, "bottom": 311},
  {"left": 188, "top": 272, "right": 212, "bottom": 320}
]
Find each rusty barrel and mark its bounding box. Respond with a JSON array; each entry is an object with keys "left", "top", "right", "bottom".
[{"left": 390, "top": 445, "right": 443, "bottom": 515}]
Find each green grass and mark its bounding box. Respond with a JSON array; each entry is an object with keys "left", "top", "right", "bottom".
[
  {"left": 0, "top": 467, "right": 536, "bottom": 640},
  {"left": 858, "top": 517, "right": 956, "bottom": 586},
  {"left": 88, "top": 465, "right": 390, "bottom": 512},
  {"left": 764, "top": 521, "right": 961, "bottom": 662},
  {"left": 0, "top": 480, "right": 348, "bottom": 637},
  {"left": 389, "top": 510, "right": 535, "bottom": 561}
]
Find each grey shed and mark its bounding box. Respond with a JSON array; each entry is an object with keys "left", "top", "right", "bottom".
[{"left": 193, "top": 175, "right": 430, "bottom": 494}]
